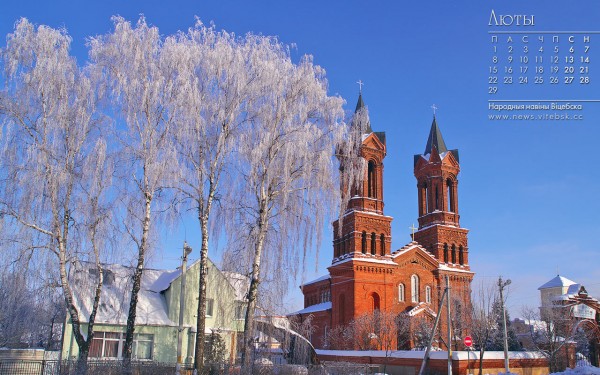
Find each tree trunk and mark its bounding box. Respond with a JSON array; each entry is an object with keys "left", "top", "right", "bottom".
[
  {"left": 241, "top": 199, "right": 269, "bottom": 373},
  {"left": 123, "top": 192, "right": 152, "bottom": 372},
  {"left": 194, "top": 210, "right": 210, "bottom": 370}
]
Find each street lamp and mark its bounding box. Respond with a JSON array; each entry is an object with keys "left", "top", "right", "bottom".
[{"left": 498, "top": 277, "right": 512, "bottom": 374}]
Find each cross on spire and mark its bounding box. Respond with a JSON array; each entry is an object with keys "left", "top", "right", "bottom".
[
  {"left": 409, "top": 223, "right": 418, "bottom": 241},
  {"left": 357, "top": 80, "right": 364, "bottom": 94},
  {"left": 431, "top": 104, "right": 438, "bottom": 116}
]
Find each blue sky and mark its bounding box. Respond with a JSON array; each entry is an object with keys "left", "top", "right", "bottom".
[{"left": 3, "top": 0, "right": 600, "bottom": 318}]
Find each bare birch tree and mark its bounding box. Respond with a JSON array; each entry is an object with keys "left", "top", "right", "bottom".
[
  {"left": 165, "top": 23, "right": 259, "bottom": 368},
  {"left": 0, "top": 18, "right": 109, "bottom": 373},
  {"left": 469, "top": 281, "right": 498, "bottom": 375},
  {"left": 88, "top": 16, "right": 179, "bottom": 369},
  {"left": 227, "top": 42, "right": 345, "bottom": 370}
]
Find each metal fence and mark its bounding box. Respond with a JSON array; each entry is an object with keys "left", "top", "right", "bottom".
[
  {"left": 0, "top": 359, "right": 381, "bottom": 375},
  {"left": 0, "top": 360, "right": 195, "bottom": 375}
]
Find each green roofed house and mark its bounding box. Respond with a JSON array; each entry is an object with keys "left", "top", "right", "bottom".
[{"left": 61, "top": 258, "right": 248, "bottom": 365}]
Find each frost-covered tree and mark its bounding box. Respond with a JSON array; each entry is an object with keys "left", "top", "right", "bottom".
[
  {"left": 88, "top": 16, "right": 179, "bottom": 368},
  {"left": 226, "top": 40, "right": 345, "bottom": 370},
  {"left": 165, "top": 23, "right": 258, "bottom": 368},
  {"left": 0, "top": 18, "right": 110, "bottom": 373}
]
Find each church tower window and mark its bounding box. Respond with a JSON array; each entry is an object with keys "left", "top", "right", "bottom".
[
  {"left": 371, "top": 232, "right": 376, "bottom": 255},
  {"left": 443, "top": 243, "right": 449, "bottom": 263},
  {"left": 447, "top": 178, "right": 455, "bottom": 212},
  {"left": 425, "top": 286, "right": 431, "bottom": 303},
  {"left": 398, "top": 283, "right": 405, "bottom": 302},
  {"left": 368, "top": 160, "right": 377, "bottom": 198},
  {"left": 361, "top": 232, "right": 367, "bottom": 254},
  {"left": 451, "top": 245, "right": 457, "bottom": 264},
  {"left": 459, "top": 245, "right": 464, "bottom": 265},
  {"left": 380, "top": 234, "right": 385, "bottom": 255}
]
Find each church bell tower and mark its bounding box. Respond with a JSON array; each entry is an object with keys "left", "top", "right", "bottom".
[{"left": 413, "top": 116, "right": 470, "bottom": 270}]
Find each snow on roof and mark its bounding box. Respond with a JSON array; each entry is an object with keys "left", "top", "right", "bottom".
[
  {"left": 408, "top": 302, "right": 437, "bottom": 317},
  {"left": 315, "top": 349, "right": 546, "bottom": 360},
  {"left": 566, "top": 283, "right": 582, "bottom": 295},
  {"left": 438, "top": 264, "right": 474, "bottom": 274},
  {"left": 71, "top": 262, "right": 175, "bottom": 326},
  {"left": 221, "top": 271, "right": 249, "bottom": 301},
  {"left": 539, "top": 275, "right": 578, "bottom": 290},
  {"left": 291, "top": 301, "right": 332, "bottom": 315},
  {"left": 391, "top": 241, "right": 437, "bottom": 261},
  {"left": 302, "top": 274, "right": 330, "bottom": 287},
  {"left": 332, "top": 255, "right": 396, "bottom": 266}
]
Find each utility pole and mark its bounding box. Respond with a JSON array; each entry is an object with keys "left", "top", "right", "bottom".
[
  {"left": 498, "top": 276, "right": 512, "bottom": 374},
  {"left": 446, "top": 275, "right": 452, "bottom": 375},
  {"left": 176, "top": 242, "right": 193, "bottom": 372},
  {"left": 419, "top": 276, "right": 450, "bottom": 375}
]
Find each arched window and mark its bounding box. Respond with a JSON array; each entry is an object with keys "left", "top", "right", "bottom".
[
  {"left": 443, "top": 243, "right": 448, "bottom": 263},
  {"left": 451, "top": 245, "right": 456, "bottom": 264},
  {"left": 447, "top": 178, "right": 455, "bottom": 212},
  {"left": 419, "top": 182, "right": 428, "bottom": 216},
  {"left": 398, "top": 284, "right": 405, "bottom": 302},
  {"left": 371, "top": 232, "right": 377, "bottom": 255},
  {"left": 371, "top": 292, "right": 381, "bottom": 311},
  {"left": 435, "top": 185, "right": 440, "bottom": 210},
  {"left": 425, "top": 286, "right": 432, "bottom": 304},
  {"left": 423, "top": 183, "right": 430, "bottom": 213},
  {"left": 411, "top": 275, "right": 419, "bottom": 303},
  {"left": 368, "top": 161, "right": 377, "bottom": 198},
  {"left": 380, "top": 234, "right": 385, "bottom": 255},
  {"left": 361, "top": 232, "right": 367, "bottom": 254},
  {"left": 459, "top": 246, "right": 464, "bottom": 265}
]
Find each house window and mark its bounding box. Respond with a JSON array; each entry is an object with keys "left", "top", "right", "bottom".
[
  {"left": 206, "top": 298, "right": 214, "bottom": 317},
  {"left": 133, "top": 334, "right": 154, "bottom": 360},
  {"left": 425, "top": 286, "right": 431, "bottom": 304},
  {"left": 89, "top": 332, "right": 153, "bottom": 360},
  {"left": 411, "top": 275, "right": 419, "bottom": 303},
  {"left": 235, "top": 302, "right": 247, "bottom": 320},
  {"left": 90, "top": 332, "right": 120, "bottom": 358},
  {"left": 398, "top": 283, "right": 405, "bottom": 302}
]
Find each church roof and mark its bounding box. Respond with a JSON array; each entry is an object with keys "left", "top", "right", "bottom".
[
  {"left": 538, "top": 275, "right": 577, "bottom": 290},
  {"left": 424, "top": 116, "right": 447, "bottom": 155}
]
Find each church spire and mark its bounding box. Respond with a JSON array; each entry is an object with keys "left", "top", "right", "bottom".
[
  {"left": 424, "top": 116, "right": 448, "bottom": 155},
  {"left": 353, "top": 92, "right": 372, "bottom": 134}
]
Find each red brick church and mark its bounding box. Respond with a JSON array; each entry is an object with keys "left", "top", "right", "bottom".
[{"left": 293, "top": 94, "right": 474, "bottom": 350}]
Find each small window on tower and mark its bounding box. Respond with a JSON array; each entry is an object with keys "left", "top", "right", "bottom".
[
  {"left": 380, "top": 234, "right": 385, "bottom": 255},
  {"left": 425, "top": 286, "right": 431, "bottom": 304},
  {"left": 451, "top": 245, "right": 456, "bottom": 264},
  {"left": 361, "top": 232, "right": 367, "bottom": 254},
  {"left": 368, "top": 161, "right": 377, "bottom": 198},
  {"left": 371, "top": 232, "right": 376, "bottom": 255},
  {"left": 443, "top": 243, "right": 449, "bottom": 263}
]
